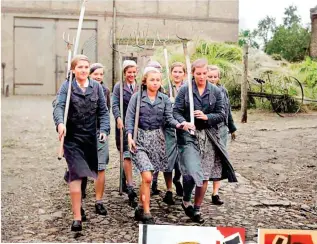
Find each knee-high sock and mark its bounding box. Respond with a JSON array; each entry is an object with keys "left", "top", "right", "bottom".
[
  {"left": 182, "top": 175, "right": 195, "bottom": 202},
  {"left": 173, "top": 162, "right": 182, "bottom": 182},
  {"left": 81, "top": 177, "right": 88, "bottom": 200}
]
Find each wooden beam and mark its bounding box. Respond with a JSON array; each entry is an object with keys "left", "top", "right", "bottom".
[{"left": 241, "top": 44, "right": 248, "bottom": 123}]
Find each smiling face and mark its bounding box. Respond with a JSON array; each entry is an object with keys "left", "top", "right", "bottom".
[
  {"left": 207, "top": 69, "right": 220, "bottom": 85},
  {"left": 146, "top": 72, "right": 162, "bottom": 93},
  {"left": 90, "top": 67, "right": 104, "bottom": 83},
  {"left": 193, "top": 65, "right": 208, "bottom": 87},
  {"left": 124, "top": 66, "right": 137, "bottom": 83},
  {"left": 73, "top": 60, "right": 90, "bottom": 82},
  {"left": 171, "top": 66, "right": 186, "bottom": 84}
]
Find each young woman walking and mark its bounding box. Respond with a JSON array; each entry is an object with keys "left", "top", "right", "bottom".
[
  {"left": 125, "top": 67, "right": 190, "bottom": 223},
  {"left": 207, "top": 65, "right": 237, "bottom": 205},
  {"left": 173, "top": 59, "right": 237, "bottom": 223},
  {"left": 53, "top": 55, "right": 110, "bottom": 231}
]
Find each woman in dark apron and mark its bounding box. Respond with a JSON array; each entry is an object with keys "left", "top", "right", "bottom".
[
  {"left": 53, "top": 55, "right": 110, "bottom": 231},
  {"left": 207, "top": 65, "right": 237, "bottom": 205},
  {"left": 112, "top": 60, "right": 138, "bottom": 207},
  {"left": 125, "top": 67, "right": 190, "bottom": 224},
  {"left": 173, "top": 59, "right": 237, "bottom": 224}
]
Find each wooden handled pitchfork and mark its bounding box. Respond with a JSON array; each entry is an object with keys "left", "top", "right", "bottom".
[
  {"left": 176, "top": 26, "right": 195, "bottom": 134},
  {"left": 57, "top": 0, "right": 88, "bottom": 160},
  {"left": 58, "top": 33, "right": 74, "bottom": 160},
  {"left": 157, "top": 32, "right": 174, "bottom": 101},
  {"left": 109, "top": 26, "right": 130, "bottom": 195},
  {"left": 132, "top": 24, "right": 156, "bottom": 141}
]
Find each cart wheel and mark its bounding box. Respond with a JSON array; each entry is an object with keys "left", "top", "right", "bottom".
[{"left": 269, "top": 76, "right": 304, "bottom": 117}]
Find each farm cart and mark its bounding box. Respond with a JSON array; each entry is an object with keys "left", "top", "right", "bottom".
[{"left": 247, "top": 73, "right": 312, "bottom": 117}]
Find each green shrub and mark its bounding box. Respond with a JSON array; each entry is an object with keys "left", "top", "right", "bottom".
[{"left": 271, "top": 53, "right": 282, "bottom": 61}]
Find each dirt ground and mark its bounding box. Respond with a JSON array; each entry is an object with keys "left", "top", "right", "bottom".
[{"left": 1, "top": 96, "right": 317, "bottom": 243}]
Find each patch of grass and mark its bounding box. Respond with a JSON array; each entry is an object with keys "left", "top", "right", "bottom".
[{"left": 2, "top": 140, "right": 17, "bottom": 149}]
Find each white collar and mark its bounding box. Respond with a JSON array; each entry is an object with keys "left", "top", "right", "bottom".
[{"left": 76, "top": 79, "right": 89, "bottom": 88}]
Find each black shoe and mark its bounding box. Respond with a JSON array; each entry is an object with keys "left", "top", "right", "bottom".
[
  {"left": 212, "top": 195, "right": 224, "bottom": 205},
  {"left": 95, "top": 203, "right": 107, "bottom": 216},
  {"left": 163, "top": 191, "right": 175, "bottom": 205},
  {"left": 127, "top": 188, "right": 138, "bottom": 208},
  {"left": 173, "top": 179, "right": 183, "bottom": 197},
  {"left": 71, "top": 220, "right": 82, "bottom": 232},
  {"left": 191, "top": 210, "right": 205, "bottom": 224},
  {"left": 134, "top": 206, "right": 144, "bottom": 221},
  {"left": 151, "top": 181, "right": 161, "bottom": 195},
  {"left": 181, "top": 202, "right": 194, "bottom": 218},
  {"left": 142, "top": 213, "right": 155, "bottom": 224},
  {"left": 81, "top": 208, "right": 87, "bottom": 221}
]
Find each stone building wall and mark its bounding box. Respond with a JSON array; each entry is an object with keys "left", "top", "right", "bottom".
[{"left": 1, "top": 0, "right": 239, "bottom": 95}]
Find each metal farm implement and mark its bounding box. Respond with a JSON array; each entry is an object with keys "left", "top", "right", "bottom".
[{"left": 247, "top": 73, "right": 316, "bottom": 117}]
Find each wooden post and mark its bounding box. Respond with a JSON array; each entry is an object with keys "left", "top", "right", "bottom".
[
  {"left": 241, "top": 44, "right": 248, "bottom": 123},
  {"left": 2, "top": 62, "right": 5, "bottom": 95},
  {"left": 5, "top": 85, "right": 9, "bottom": 97}
]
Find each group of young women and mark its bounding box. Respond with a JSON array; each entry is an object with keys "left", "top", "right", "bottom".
[{"left": 53, "top": 54, "right": 237, "bottom": 231}]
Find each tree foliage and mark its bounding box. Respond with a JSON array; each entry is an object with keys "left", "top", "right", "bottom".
[
  {"left": 265, "top": 24, "right": 311, "bottom": 62},
  {"left": 283, "top": 5, "right": 301, "bottom": 28},
  {"left": 238, "top": 29, "right": 259, "bottom": 49},
  {"left": 254, "top": 4, "right": 311, "bottom": 62},
  {"left": 256, "top": 16, "right": 276, "bottom": 47}
]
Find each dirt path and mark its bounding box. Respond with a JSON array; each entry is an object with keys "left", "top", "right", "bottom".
[{"left": 1, "top": 96, "right": 317, "bottom": 243}]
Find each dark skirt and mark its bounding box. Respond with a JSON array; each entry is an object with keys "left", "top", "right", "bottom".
[
  {"left": 164, "top": 127, "right": 180, "bottom": 172},
  {"left": 219, "top": 124, "right": 228, "bottom": 148},
  {"left": 64, "top": 132, "right": 98, "bottom": 182},
  {"left": 97, "top": 139, "right": 109, "bottom": 171},
  {"left": 177, "top": 127, "right": 237, "bottom": 187}
]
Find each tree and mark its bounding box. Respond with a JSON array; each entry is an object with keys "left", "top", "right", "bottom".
[
  {"left": 238, "top": 29, "right": 259, "bottom": 49},
  {"left": 256, "top": 16, "right": 276, "bottom": 48},
  {"left": 283, "top": 5, "right": 301, "bottom": 28},
  {"left": 265, "top": 24, "right": 310, "bottom": 62}
]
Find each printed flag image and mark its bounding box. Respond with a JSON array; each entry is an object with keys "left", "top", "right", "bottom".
[
  {"left": 139, "top": 224, "right": 245, "bottom": 244},
  {"left": 258, "top": 229, "right": 317, "bottom": 244}
]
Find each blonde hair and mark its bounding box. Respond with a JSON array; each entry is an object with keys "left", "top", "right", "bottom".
[
  {"left": 170, "top": 62, "right": 186, "bottom": 73},
  {"left": 191, "top": 58, "right": 208, "bottom": 73},
  {"left": 207, "top": 65, "right": 221, "bottom": 78},
  {"left": 71, "top": 55, "right": 90, "bottom": 70}
]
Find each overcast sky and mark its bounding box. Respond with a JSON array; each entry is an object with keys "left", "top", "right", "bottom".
[{"left": 239, "top": 0, "right": 316, "bottom": 30}]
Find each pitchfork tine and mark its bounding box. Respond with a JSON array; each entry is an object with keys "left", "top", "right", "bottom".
[{"left": 175, "top": 24, "right": 191, "bottom": 41}]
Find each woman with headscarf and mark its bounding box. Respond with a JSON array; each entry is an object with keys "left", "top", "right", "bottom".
[
  {"left": 146, "top": 61, "right": 185, "bottom": 205},
  {"left": 125, "top": 67, "right": 190, "bottom": 224},
  {"left": 112, "top": 60, "right": 138, "bottom": 207},
  {"left": 80, "top": 63, "right": 111, "bottom": 217}
]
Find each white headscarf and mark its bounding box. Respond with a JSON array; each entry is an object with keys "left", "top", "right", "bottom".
[
  {"left": 122, "top": 60, "right": 137, "bottom": 71},
  {"left": 143, "top": 66, "right": 160, "bottom": 76}
]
